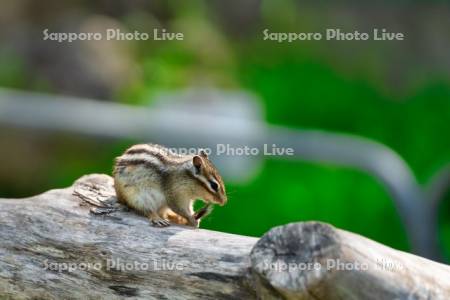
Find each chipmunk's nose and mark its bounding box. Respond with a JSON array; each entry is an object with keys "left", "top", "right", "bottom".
[{"left": 219, "top": 195, "right": 227, "bottom": 206}]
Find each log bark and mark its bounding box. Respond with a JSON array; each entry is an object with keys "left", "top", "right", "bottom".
[{"left": 0, "top": 174, "right": 449, "bottom": 299}]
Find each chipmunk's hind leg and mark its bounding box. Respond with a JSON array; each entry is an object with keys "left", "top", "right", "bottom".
[
  {"left": 164, "top": 208, "right": 189, "bottom": 225},
  {"left": 149, "top": 212, "right": 170, "bottom": 227},
  {"left": 168, "top": 200, "right": 198, "bottom": 228}
]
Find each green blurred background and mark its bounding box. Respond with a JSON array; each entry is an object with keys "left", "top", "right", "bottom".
[{"left": 0, "top": 0, "right": 449, "bottom": 260}]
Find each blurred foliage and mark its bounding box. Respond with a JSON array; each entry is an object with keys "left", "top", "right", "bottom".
[{"left": 0, "top": 0, "right": 449, "bottom": 260}]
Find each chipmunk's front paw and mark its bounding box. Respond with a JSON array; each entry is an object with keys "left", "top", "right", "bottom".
[{"left": 187, "top": 217, "right": 199, "bottom": 228}]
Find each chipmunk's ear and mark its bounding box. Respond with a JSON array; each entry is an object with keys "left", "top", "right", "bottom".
[
  {"left": 199, "top": 149, "right": 208, "bottom": 159},
  {"left": 193, "top": 155, "right": 203, "bottom": 170}
]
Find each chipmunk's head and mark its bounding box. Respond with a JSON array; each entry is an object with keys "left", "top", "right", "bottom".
[{"left": 190, "top": 150, "right": 227, "bottom": 206}]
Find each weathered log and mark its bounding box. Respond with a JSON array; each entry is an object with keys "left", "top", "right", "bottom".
[
  {"left": 0, "top": 174, "right": 449, "bottom": 299},
  {"left": 0, "top": 174, "right": 258, "bottom": 299}
]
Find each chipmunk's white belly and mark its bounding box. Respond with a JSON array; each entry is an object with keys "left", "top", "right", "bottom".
[
  {"left": 115, "top": 166, "right": 168, "bottom": 214},
  {"left": 133, "top": 186, "right": 166, "bottom": 213}
]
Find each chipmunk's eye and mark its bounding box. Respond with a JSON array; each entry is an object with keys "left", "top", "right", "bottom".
[{"left": 209, "top": 180, "right": 219, "bottom": 192}]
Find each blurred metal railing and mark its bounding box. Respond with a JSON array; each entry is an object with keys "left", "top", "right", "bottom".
[{"left": 0, "top": 88, "right": 448, "bottom": 261}]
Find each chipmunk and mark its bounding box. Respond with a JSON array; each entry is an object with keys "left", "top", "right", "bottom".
[{"left": 113, "top": 144, "right": 227, "bottom": 228}]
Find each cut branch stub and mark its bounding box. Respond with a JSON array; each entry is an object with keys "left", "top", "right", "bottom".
[{"left": 249, "top": 222, "right": 450, "bottom": 300}]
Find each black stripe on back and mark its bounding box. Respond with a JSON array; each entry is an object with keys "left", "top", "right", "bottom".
[
  {"left": 126, "top": 148, "right": 153, "bottom": 155},
  {"left": 126, "top": 147, "right": 179, "bottom": 165},
  {"left": 116, "top": 158, "right": 164, "bottom": 175}
]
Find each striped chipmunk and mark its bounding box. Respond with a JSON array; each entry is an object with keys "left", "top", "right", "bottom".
[{"left": 113, "top": 144, "right": 227, "bottom": 228}]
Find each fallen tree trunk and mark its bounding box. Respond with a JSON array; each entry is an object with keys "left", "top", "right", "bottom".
[
  {"left": 0, "top": 174, "right": 257, "bottom": 299},
  {"left": 0, "top": 174, "right": 449, "bottom": 299}
]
